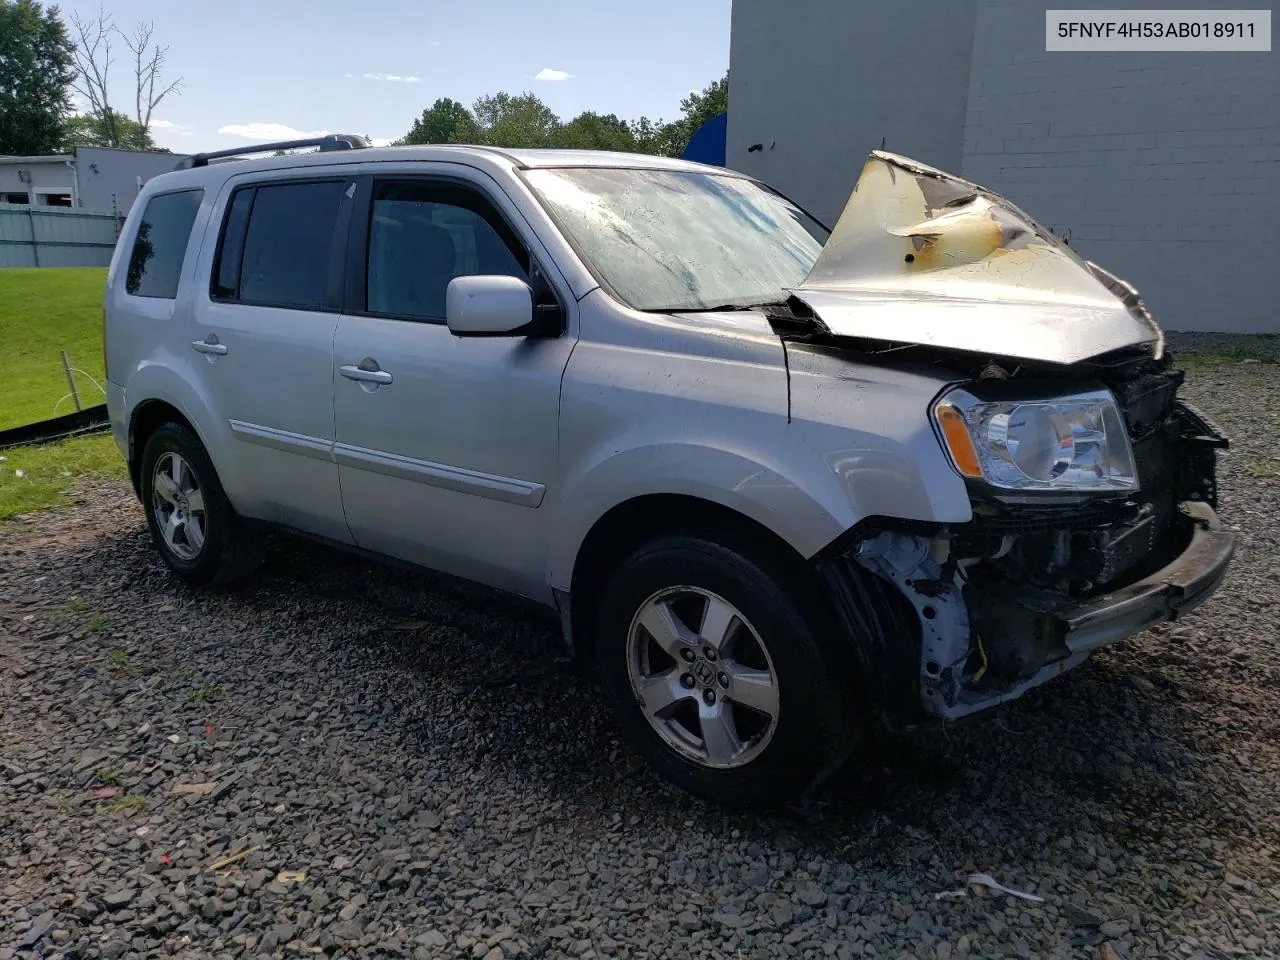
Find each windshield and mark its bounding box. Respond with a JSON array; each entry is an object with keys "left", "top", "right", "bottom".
[{"left": 523, "top": 167, "right": 829, "bottom": 312}]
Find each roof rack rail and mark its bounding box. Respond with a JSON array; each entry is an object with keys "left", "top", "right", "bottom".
[{"left": 179, "top": 134, "right": 372, "bottom": 169}]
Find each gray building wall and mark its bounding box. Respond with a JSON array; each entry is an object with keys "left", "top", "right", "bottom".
[
  {"left": 73, "top": 147, "right": 189, "bottom": 215},
  {"left": 0, "top": 150, "right": 189, "bottom": 267},
  {"left": 0, "top": 157, "right": 75, "bottom": 204},
  {"left": 962, "top": 0, "right": 1278, "bottom": 334},
  {"left": 727, "top": 0, "right": 1279, "bottom": 333},
  {"left": 727, "top": 0, "right": 978, "bottom": 226}
]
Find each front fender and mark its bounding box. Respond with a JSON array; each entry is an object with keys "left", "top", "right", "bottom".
[{"left": 544, "top": 440, "right": 855, "bottom": 593}]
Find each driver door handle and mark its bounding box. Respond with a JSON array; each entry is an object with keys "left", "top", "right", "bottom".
[{"left": 339, "top": 363, "right": 393, "bottom": 385}]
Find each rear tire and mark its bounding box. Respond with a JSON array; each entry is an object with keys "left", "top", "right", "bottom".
[
  {"left": 595, "top": 534, "right": 861, "bottom": 807},
  {"left": 138, "top": 422, "right": 263, "bottom": 586}
]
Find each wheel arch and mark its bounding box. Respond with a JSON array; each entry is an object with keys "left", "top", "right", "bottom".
[
  {"left": 565, "top": 493, "right": 820, "bottom": 664},
  {"left": 127, "top": 399, "right": 198, "bottom": 496},
  {"left": 120, "top": 362, "right": 246, "bottom": 509}
]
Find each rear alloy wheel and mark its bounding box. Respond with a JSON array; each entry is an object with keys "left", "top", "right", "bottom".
[
  {"left": 150, "top": 451, "right": 206, "bottom": 561},
  {"left": 139, "top": 422, "right": 263, "bottom": 586},
  {"left": 597, "top": 535, "right": 858, "bottom": 807}
]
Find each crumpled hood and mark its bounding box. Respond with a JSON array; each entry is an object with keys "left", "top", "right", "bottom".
[{"left": 789, "top": 151, "right": 1163, "bottom": 365}]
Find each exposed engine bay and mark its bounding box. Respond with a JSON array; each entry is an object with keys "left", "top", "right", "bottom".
[
  {"left": 754, "top": 149, "right": 1234, "bottom": 724},
  {"left": 801, "top": 338, "right": 1232, "bottom": 723}
]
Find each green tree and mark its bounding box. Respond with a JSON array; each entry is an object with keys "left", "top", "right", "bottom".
[
  {"left": 472, "top": 91, "right": 560, "bottom": 148},
  {"left": 63, "top": 109, "right": 154, "bottom": 149},
  {"left": 660, "top": 73, "right": 728, "bottom": 158},
  {"left": 396, "top": 72, "right": 730, "bottom": 158},
  {"left": 0, "top": 0, "right": 75, "bottom": 155},
  {"left": 554, "top": 111, "right": 637, "bottom": 152},
  {"left": 401, "top": 97, "right": 478, "bottom": 145}
]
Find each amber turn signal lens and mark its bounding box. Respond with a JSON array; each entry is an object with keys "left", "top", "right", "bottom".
[{"left": 935, "top": 402, "right": 983, "bottom": 478}]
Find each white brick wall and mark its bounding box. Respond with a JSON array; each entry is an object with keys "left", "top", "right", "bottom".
[
  {"left": 963, "top": 0, "right": 1278, "bottom": 333},
  {"left": 727, "top": 0, "right": 979, "bottom": 227},
  {"left": 728, "top": 0, "right": 1278, "bottom": 333}
]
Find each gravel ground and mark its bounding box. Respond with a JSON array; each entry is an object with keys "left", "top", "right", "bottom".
[
  {"left": 1165, "top": 332, "right": 1280, "bottom": 362},
  {"left": 3, "top": 363, "right": 1279, "bottom": 960}
]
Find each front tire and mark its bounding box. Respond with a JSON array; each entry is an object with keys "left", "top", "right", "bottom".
[
  {"left": 595, "top": 535, "right": 859, "bottom": 807},
  {"left": 138, "top": 422, "right": 262, "bottom": 586}
]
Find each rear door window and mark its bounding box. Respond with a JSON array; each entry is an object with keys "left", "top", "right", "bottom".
[
  {"left": 125, "top": 189, "right": 204, "bottom": 299},
  {"left": 214, "top": 179, "right": 347, "bottom": 310}
]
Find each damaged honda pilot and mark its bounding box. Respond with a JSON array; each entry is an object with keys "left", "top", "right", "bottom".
[{"left": 106, "top": 140, "right": 1234, "bottom": 808}]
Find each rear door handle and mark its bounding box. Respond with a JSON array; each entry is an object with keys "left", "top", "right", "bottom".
[
  {"left": 192, "top": 336, "right": 228, "bottom": 356},
  {"left": 339, "top": 363, "right": 392, "bottom": 385}
]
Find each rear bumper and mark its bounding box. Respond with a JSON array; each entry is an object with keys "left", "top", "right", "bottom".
[{"left": 106, "top": 380, "right": 128, "bottom": 462}]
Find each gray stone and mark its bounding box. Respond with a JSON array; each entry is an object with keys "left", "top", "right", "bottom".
[
  {"left": 19, "top": 918, "right": 52, "bottom": 947},
  {"left": 100, "top": 888, "right": 135, "bottom": 911},
  {"left": 795, "top": 882, "right": 827, "bottom": 907},
  {"left": 331, "top": 918, "right": 365, "bottom": 941}
]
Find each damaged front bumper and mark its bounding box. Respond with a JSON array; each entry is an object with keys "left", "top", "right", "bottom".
[
  {"left": 1055, "top": 501, "right": 1233, "bottom": 655},
  {"left": 823, "top": 501, "right": 1235, "bottom": 724}
]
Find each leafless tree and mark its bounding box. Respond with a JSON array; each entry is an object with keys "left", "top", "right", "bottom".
[
  {"left": 68, "top": 8, "right": 183, "bottom": 149},
  {"left": 69, "top": 10, "right": 118, "bottom": 147},
  {"left": 125, "top": 22, "right": 183, "bottom": 135}
]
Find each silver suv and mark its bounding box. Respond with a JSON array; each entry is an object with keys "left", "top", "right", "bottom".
[{"left": 104, "top": 136, "right": 1234, "bottom": 807}]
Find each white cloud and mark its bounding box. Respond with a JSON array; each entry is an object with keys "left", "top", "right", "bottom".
[
  {"left": 150, "top": 119, "right": 195, "bottom": 134},
  {"left": 217, "top": 122, "right": 329, "bottom": 141},
  {"left": 362, "top": 73, "right": 421, "bottom": 83},
  {"left": 429, "top": 40, "right": 441, "bottom": 47},
  {"left": 534, "top": 67, "right": 573, "bottom": 81},
  {"left": 370, "top": 137, "right": 396, "bottom": 147}
]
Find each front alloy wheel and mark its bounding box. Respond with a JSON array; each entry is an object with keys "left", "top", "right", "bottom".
[
  {"left": 627, "top": 586, "right": 780, "bottom": 769},
  {"left": 597, "top": 535, "right": 858, "bottom": 807}
]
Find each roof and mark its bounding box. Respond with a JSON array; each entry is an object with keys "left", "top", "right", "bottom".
[
  {"left": 145, "top": 142, "right": 745, "bottom": 195},
  {"left": 0, "top": 155, "right": 72, "bottom": 165},
  {"left": 73, "top": 146, "right": 190, "bottom": 159},
  {"left": 190, "top": 143, "right": 733, "bottom": 175},
  {"left": 476, "top": 147, "right": 723, "bottom": 172}
]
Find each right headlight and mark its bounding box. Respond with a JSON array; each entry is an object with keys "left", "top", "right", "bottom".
[{"left": 932, "top": 387, "right": 1138, "bottom": 493}]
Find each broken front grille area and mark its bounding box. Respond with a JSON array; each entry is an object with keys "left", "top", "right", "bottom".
[{"left": 956, "top": 363, "right": 1214, "bottom": 597}]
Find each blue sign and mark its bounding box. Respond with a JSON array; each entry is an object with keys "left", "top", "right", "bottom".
[{"left": 681, "top": 112, "right": 727, "bottom": 167}]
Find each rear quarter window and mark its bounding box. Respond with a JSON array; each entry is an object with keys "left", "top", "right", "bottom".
[{"left": 125, "top": 189, "right": 204, "bottom": 299}]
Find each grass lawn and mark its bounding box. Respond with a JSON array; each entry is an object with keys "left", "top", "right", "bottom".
[
  {"left": 1, "top": 267, "right": 124, "bottom": 522},
  {"left": 1, "top": 267, "right": 108, "bottom": 431},
  {"left": 0, "top": 433, "right": 127, "bottom": 521}
]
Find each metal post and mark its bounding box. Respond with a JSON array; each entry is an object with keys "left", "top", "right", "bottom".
[
  {"left": 61, "top": 350, "right": 81, "bottom": 411},
  {"left": 27, "top": 206, "right": 39, "bottom": 267}
]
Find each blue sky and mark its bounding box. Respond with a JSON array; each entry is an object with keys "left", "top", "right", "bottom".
[{"left": 55, "top": 0, "right": 732, "bottom": 153}]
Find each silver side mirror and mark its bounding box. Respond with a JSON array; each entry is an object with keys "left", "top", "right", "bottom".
[{"left": 445, "top": 275, "right": 534, "bottom": 337}]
